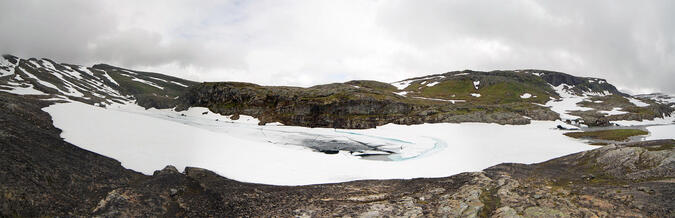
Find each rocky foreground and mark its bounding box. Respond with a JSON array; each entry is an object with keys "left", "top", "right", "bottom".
[{"left": 1, "top": 92, "right": 673, "bottom": 217}]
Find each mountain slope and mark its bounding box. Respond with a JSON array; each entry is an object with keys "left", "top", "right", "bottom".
[{"left": 0, "top": 55, "right": 198, "bottom": 109}]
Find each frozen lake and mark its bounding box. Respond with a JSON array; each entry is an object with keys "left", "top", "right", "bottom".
[{"left": 45, "top": 101, "right": 596, "bottom": 185}]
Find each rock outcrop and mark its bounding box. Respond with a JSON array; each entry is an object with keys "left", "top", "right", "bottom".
[{"left": 176, "top": 81, "right": 559, "bottom": 128}]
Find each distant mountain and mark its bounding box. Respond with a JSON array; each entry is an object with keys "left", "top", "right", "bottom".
[
  {"left": 0, "top": 54, "right": 198, "bottom": 109},
  {"left": 1, "top": 54, "right": 673, "bottom": 129}
]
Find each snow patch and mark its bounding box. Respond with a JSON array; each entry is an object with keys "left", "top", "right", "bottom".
[
  {"left": 394, "top": 91, "right": 408, "bottom": 96},
  {"left": 627, "top": 98, "right": 649, "bottom": 107},
  {"left": 0, "top": 56, "right": 17, "bottom": 77},
  {"left": 148, "top": 77, "right": 168, "bottom": 83},
  {"left": 470, "top": 93, "right": 481, "bottom": 97},
  {"left": 0, "top": 83, "right": 48, "bottom": 95},
  {"left": 392, "top": 76, "right": 445, "bottom": 90},
  {"left": 413, "top": 97, "right": 465, "bottom": 104},
  {"left": 392, "top": 80, "right": 412, "bottom": 90},
  {"left": 170, "top": 81, "right": 189, "bottom": 87},
  {"left": 40, "top": 60, "right": 56, "bottom": 70},
  {"left": 132, "top": 78, "right": 164, "bottom": 90},
  {"left": 520, "top": 93, "right": 532, "bottom": 99},
  {"left": 20, "top": 67, "right": 61, "bottom": 91},
  {"left": 599, "top": 107, "right": 628, "bottom": 116},
  {"left": 544, "top": 84, "right": 594, "bottom": 120},
  {"left": 61, "top": 66, "right": 84, "bottom": 80},
  {"left": 96, "top": 69, "right": 120, "bottom": 86}
]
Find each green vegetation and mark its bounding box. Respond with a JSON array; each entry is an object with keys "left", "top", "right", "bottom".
[
  {"left": 344, "top": 80, "right": 397, "bottom": 91},
  {"left": 643, "top": 143, "right": 674, "bottom": 151},
  {"left": 564, "top": 129, "right": 649, "bottom": 141},
  {"left": 574, "top": 153, "right": 627, "bottom": 186},
  {"left": 589, "top": 142, "right": 609, "bottom": 146},
  {"left": 577, "top": 95, "right": 661, "bottom": 119},
  {"left": 478, "top": 187, "right": 501, "bottom": 218},
  {"left": 404, "top": 71, "right": 555, "bottom": 105},
  {"left": 577, "top": 95, "right": 630, "bottom": 110}
]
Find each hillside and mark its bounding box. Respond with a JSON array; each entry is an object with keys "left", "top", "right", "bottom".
[
  {"left": 0, "top": 54, "right": 198, "bottom": 109},
  {"left": 178, "top": 70, "right": 673, "bottom": 128}
]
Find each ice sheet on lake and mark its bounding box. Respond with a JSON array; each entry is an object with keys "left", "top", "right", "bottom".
[
  {"left": 646, "top": 124, "right": 675, "bottom": 140},
  {"left": 45, "top": 101, "right": 593, "bottom": 185}
]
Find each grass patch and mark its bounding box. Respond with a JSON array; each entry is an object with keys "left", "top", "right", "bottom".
[
  {"left": 413, "top": 75, "right": 554, "bottom": 105},
  {"left": 589, "top": 142, "right": 609, "bottom": 146},
  {"left": 478, "top": 187, "right": 500, "bottom": 218},
  {"left": 564, "top": 129, "right": 648, "bottom": 141},
  {"left": 644, "top": 143, "right": 674, "bottom": 151}
]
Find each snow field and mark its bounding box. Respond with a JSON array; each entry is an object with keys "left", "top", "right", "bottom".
[{"left": 45, "top": 101, "right": 593, "bottom": 185}]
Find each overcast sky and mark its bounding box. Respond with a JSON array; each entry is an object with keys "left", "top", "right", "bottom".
[{"left": 1, "top": 0, "right": 673, "bottom": 94}]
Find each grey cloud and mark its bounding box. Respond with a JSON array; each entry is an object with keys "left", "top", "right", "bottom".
[
  {"left": 0, "top": 0, "right": 673, "bottom": 94},
  {"left": 376, "top": 0, "right": 675, "bottom": 93},
  {"left": 0, "top": 0, "right": 116, "bottom": 63}
]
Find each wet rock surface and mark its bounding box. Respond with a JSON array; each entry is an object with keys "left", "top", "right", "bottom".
[{"left": 1, "top": 92, "right": 673, "bottom": 217}]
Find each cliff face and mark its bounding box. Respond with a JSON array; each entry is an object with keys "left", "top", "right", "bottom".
[
  {"left": 2, "top": 92, "right": 673, "bottom": 217},
  {"left": 534, "top": 70, "right": 624, "bottom": 96}
]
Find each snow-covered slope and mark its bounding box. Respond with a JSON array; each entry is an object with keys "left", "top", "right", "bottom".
[{"left": 0, "top": 55, "right": 197, "bottom": 108}]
